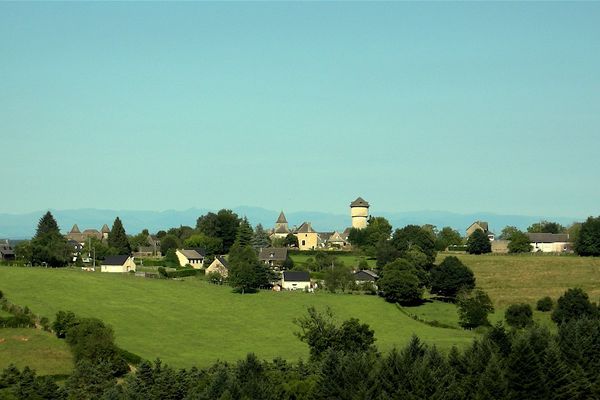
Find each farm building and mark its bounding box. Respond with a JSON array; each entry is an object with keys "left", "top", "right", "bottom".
[
  {"left": 281, "top": 271, "right": 311, "bottom": 291},
  {"left": 176, "top": 248, "right": 206, "bottom": 269},
  {"left": 526, "top": 233, "right": 571, "bottom": 253},
  {"left": 101, "top": 255, "right": 136, "bottom": 273}
]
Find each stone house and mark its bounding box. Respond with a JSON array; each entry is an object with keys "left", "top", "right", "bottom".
[
  {"left": 101, "top": 255, "right": 136, "bottom": 273},
  {"left": 175, "top": 248, "right": 206, "bottom": 269},
  {"left": 205, "top": 256, "right": 229, "bottom": 278}
]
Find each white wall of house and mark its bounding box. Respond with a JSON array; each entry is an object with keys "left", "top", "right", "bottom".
[
  {"left": 281, "top": 280, "right": 310, "bottom": 291},
  {"left": 101, "top": 258, "right": 136, "bottom": 273},
  {"left": 531, "top": 242, "right": 569, "bottom": 253}
]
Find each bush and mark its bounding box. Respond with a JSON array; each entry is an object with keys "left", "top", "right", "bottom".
[
  {"left": 505, "top": 303, "right": 533, "bottom": 328},
  {"left": 552, "top": 288, "right": 597, "bottom": 324},
  {"left": 457, "top": 289, "right": 494, "bottom": 329},
  {"left": 430, "top": 256, "right": 475, "bottom": 298},
  {"left": 536, "top": 296, "right": 553, "bottom": 312}
]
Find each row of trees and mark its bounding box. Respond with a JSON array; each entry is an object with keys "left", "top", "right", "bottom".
[{"left": 3, "top": 294, "right": 599, "bottom": 400}]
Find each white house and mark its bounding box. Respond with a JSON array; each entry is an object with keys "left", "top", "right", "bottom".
[
  {"left": 101, "top": 255, "right": 136, "bottom": 273},
  {"left": 175, "top": 248, "right": 205, "bottom": 269},
  {"left": 526, "top": 233, "right": 570, "bottom": 253},
  {"left": 281, "top": 271, "right": 311, "bottom": 291}
]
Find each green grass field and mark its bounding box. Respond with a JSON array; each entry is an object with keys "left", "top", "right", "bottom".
[
  {"left": 0, "top": 267, "right": 475, "bottom": 369},
  {"left": 0, "top": 328, "right": 73, "bottom": 375},
  {"left": 440, "top": 253, "right": 600, "bottom": 308}
]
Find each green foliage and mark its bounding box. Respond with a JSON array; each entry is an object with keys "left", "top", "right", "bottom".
[
  {"left": 283, "top": 233, "right": 299, "bottom": 248},
  {"left": 74, "top": 253, "right": 83, "bottom": 268},
  {"left": 466, "top": 229, "right": 491, "bottom": 255},
  {"left": 323, "top": 264, "right": 353, "bottom": 293},
  {"left": 107, "top": 217, "right": 131, "bottom": 255},
  {"left": 234, "top": 217, "right": 254, "bottom": 248},
  {"left": 294, "top": 307, "right": 375, "bottom": 361},
  {"left": 207, "top": 271, "right": 226, "bottom": 285},
  {"left": 196, "top": 209, "right": 241, "bottom": 253},
  {"left": 228, "top": 244, "right": 269, "bottom": 293},
  {"left": 575, "top": 216, "right": 600, "bottom": 256},
  {"left": 251, "top": 224, "right": 271, "bottom": 251},
  {"left": 30, "top": 211, "right": 71, "bottom": 267},
  {"left": 505, "top": 303, "right": 533, "bottom": 329},
  {"left": 163, "top": 249, "right": 179, "bottom": 267},
  {"left": 184, "top": 234, "right": 223, "bottom": 257},
  {"left": 53, "top": 310, "right": 79, "bottom": 338},
  {"left": 348, "top": 216, "right": 392, "bottom": 255},
  {"left": 536, "top": 296, "right": 554, "bottom": 312},
  {"left": 390, "top": 225, "right": 437, "bottom": 265},
  {"left": 82, "top": 237, "right": 109, "bottom": 261},
  {"left": 499, "top": 225, "right": 520, "bottom": 240},
  {"left": 505, "top": 336, "right": 547, "bottom": 400},
  {"left": 435, "top": 226, "right": 463, "bottom": 251},
  {"left": 527, "top": 220, "right": 565, "bottom": 234},
  {"left": 551, "top": 288, "right": 597, "bottom": 324},
  {"left": 128, "top": 232, "right": 150, "bottom": 252},
  {"left": 159, "top": 234, "right": 180, "bottom": 256},
  {"left": 430, "top": 256, "right": 475, "bottom": 298},
  {"left": 457, "top": 289, "right": 494, "bottom": 329},
  {"left": 507, "top": 230, "right": 533, "bottom": 253},
  {"left": 378, "top": 268, "right": 423, "bottom": 305}
]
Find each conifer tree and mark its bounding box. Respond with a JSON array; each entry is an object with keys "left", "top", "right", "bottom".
[
  {"left": 31, "top": 211, "right": 70, "bottom": 267},
  {"left": 506, "top": 337, "right": 547, "bottom": 400},
  {"left": 234, "top": 218, "right": 253, "bottom": 248},
  {"left": 251, "top": 224, "right": 271, "bottom": 250},
  {"left": 543, "top": 343, "right": 576, "bottom": 400},
  {"left": 475, "top": 355, "right": 508, "bottom": 400},
  {"left": 34, "top": 211, "right": 60, "bottom": 238},
  {"left": 107, "top": 217, "right": 131, "bottom": 255}
]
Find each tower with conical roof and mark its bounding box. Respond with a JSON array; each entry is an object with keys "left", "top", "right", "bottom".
[
  {"left": 101, "top": 224, "right": 110, "bottom": 240},
  {"left": 274, "top": 211, "right": 289, "bottom": 233},
  {"left": 70, "top": 224, "right": 81, "bottom": 234},
  {"left": 350, "top": 197, "right": 370, "bottom": 229}
]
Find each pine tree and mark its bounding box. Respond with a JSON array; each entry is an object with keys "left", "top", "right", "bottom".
[
  {"left": 234, "top": 218, "right": 253, "bottom": 248},
  {"left": 34, "top": 211, "right": 60, "bottom": 239},
  {"left": 107, "top": 217, "right": 131, "bottom": 255},
  {"left": 506, "top": 337, "right": 547, "bottom": 400},
  {"left": 543, "top": 343, "right": 576, "bottom": 400},
  {"left": 475, "top": 355, "right": 508, "bottom": 400},
  {"left": 251, "top": 224, "right": 271, "bottom": 250}
]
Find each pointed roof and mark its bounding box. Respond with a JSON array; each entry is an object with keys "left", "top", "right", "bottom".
[
  {"left": 101, "top": 224, "right": 110, "bottom": 233},
  {"left": 70, "top": 224, "right": 81, "bottom": 234},
  {"left": 296, "top": 222, "right": 316, "bottom": 233},
  {"left": 276, "top": 211, "right": 288, "bottom": 224},
  {"left": 350, "top": 197, "right": 370, "bottom": 208}
]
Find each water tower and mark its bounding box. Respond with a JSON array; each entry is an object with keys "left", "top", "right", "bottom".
[{"left": 350, "top": 197, "right": 370, "bottom": 229}]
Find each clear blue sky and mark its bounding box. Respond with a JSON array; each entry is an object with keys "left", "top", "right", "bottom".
[{"left": 1, "top": 2, "right": 599, "bottom": 218}]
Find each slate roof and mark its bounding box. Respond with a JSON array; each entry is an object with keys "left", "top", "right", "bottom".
[
  {"left": 179, "top": 248, "right": 205, "bottom": 259},
  {"left": 101, "top": 224, "right": 110, "bottom": 233},
  {"left": 70, "top": 224, "right": 81, "bottom": 233},
  {"left": 296, "top": 222, "right": 316, "bottom": 233},
  {"left": 526, "top": 233, "right": 569, "bottom": 243},
  {"left": 215, "top": 256, "right": 229, "bottom": 268},
  {"left": 103, "top": 255, "right": 130, "bottom": 266},
  {"left": 468, "top": 221, "right": 489, "bottom": 232},
  {"left": 283, "top": 271, "right": 310, "bottom": 282},
  {"left": 354, "top": 270, "right": 379, "bottom": 281},
  {"left": 276, "top": 211, "right": 288, "bottom": 224},
  {"left": 274, "top": 225, "right": 289, "bottom": 234},
  {"left": 258, "top": 247, "right": 288, "bottom": 261},
  {"left": 0, "top": 243, "right": 15, "bottom": 257},
  {"left": 350, "top": 197, "right": 370, "bottom": 208}
]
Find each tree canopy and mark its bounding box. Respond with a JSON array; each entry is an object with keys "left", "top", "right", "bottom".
[
  {"left": 551, "top": 288, "right": 597, "bottom": 324},
  {"left": 527, "top": 220, "right": 565, "bottom": 234},
  {"left": 389, "top": 225, "right": 437, "bottom": 265},
  {"left": 107, "top": 217, "right": 131, "bottom": 255},
  {"left": 467, "top": 229, "right": 491, "bottom": 255},
  {"left": 30, "top": 211, "right": 71, "bottom": 267},
  {"left": 227, "top": 244, "right": 269, "bottom": 294},
  {"left": 574, "top": 216, "right": 600, "bottom": 256},
  {"left": 430, "top": 256, "right": 475, "bottom": 298},
  {"left": 196, "top": 209, "right": 241, "bottom": 253},
  {"left": 508, "top": 230, "right": 533, "bottom": 253}
]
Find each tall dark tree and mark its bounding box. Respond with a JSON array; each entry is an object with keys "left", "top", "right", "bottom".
[
  {"left": 30, "top": 211, "right": 70, "bottom": 267},
  {"left": 251, "top": 224, "right": 271, "bottom": 250},
  {"left": 196, "top": 209, "right": 241, "bottom": 253},
  {"left": 430, "top": 256, "right": 476, "bottom": 298},
  {"left": 107, "top": 217, "right": 131, "bottom": 255},
  {"left": 234, "top": 218, "right": 253, "bottom": 248},
  {"left": 575, "top": 216, "right": 600, "bottom": 256},
  {"left": 505, "top": 303, "right": 534, "bottom": 328},
  {"left": 159, "top": 234, "right": 180, "bottom": 255},
  {"left": 552, "top": 288, "right": 597, "bottom": 324},
  {"left": 467, "top": 229, "right": 492, "bottom": 255},
  {"left": 378, "top": 268, "right": 423, "bottom": 305},
  {"left": 390, "top": 225, "right": 437, "bottom": 265},
  {"left": 228, "top": 244, "right": 269, "bottom": 294},
  {"left": 283, "top": 233, "right": 299, "bottom": 248},
  {"left": 505, "top": 337, "right": 547, "bottom": 400}
]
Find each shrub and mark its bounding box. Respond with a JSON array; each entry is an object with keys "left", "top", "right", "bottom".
[
  {"left": 505, "top": 303, "right": 533, "bottom": 329},
  {"left": 430, "top": 256, "right": 475, "bottom": 298},
  {"left": 457, "top": 289, "right": 494, "bottom": 329},
  {"left": 536, "top": 296, "right": 553, "bottom": 312},
  {"left": 552, "top": 288, "right": 597, "bottom": 324}
]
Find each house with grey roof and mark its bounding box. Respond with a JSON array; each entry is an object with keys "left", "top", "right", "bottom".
[
  {"left": 282, "top": 271, "right": 311, "bottom": 291},
  {"left": 258, "top": 247, "right": 289, "bottom": 270},
  {"left": 526, "top": 233, "right": 571, "bottom": 253},
  {"left": 0, "top": 240, "right": 15, "bottom": 261},
  {"left": 175, "top": 248, "right": 206, "bottom": 269},
  {"left": 271, "top": 211, "right": 290, "bottom": 239},
  {"left": 205, "top": 256, "right": 229, "bottom": 279},
  {"left": 466, "top": 221, "right": 495, "bottom": 241},
  {"left": 101, "top": 255, "right": 136, "bottom": 273}
]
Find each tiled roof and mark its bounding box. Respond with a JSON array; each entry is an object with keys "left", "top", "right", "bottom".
[{"left": 350, "top": 197, "right": 370, "bottom": 207}]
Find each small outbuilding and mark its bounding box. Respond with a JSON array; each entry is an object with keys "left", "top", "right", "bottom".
[
  {"left": 281, "top": 271, "right": 311, "bottom": 291},
  {"left": 101, "top": 255, "right": 136, "bottom": 273},
  {"left": 354, "top": 270, "right": 379, "bottom": 283},
  {"left": 176, "top": 248, "right": 205, "bottom": 269}
]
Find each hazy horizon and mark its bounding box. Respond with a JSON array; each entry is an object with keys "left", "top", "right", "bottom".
[{"left": 2, "top": 2, "right": 599, "bottom": 217}]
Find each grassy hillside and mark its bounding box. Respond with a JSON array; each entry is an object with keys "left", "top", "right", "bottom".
[
  {"left": 440, "top": 253, "right": 600, "bottom": 307},
  {"left": 0, "top": 267, "right": 475, "bottom": 369},
  {"left": 0, "top": 328, "right": 73, "bottom": 375}
]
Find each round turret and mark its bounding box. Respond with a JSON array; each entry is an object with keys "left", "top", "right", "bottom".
[{"left": 350, "top": 197, "right": 370, "bottom": 229}]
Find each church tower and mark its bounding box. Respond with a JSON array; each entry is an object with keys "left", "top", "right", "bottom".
[{"left": 350, "top": 197, "right": 370, "bottom": 229}]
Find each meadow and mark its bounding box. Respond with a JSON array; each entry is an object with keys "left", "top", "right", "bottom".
[{"left": 0, "top": 267, "right": 475, "bottom": 371}]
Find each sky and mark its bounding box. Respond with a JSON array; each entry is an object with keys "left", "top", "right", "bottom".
[{"left": 1, "top": 2, "right": 599, "bottom": 218}]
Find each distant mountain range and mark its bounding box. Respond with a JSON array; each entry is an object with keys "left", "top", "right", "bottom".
[{"left": 0, "top": 207, "right": 583, "bottom": 240}]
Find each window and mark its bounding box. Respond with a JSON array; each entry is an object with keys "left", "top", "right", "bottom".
[{"left": 302, "top": 240, "right": 305, "bottom": 246}]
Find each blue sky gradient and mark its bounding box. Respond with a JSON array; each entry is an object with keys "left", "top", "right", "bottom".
[{"left": 1, "top": 2, "right": 599, "bottom": 217}]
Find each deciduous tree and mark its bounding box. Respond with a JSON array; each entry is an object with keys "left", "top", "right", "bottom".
[
  {"left": 574, "top": 216, "right": 600, "bottom": 256},
  {"left": 430, "top": 256, "right": 475, "bottom": 298},
  {"left": 467, "top": 229, "right": 491, "bottom": 255}
]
